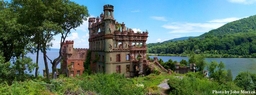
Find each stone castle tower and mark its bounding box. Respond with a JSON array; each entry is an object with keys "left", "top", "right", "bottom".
[
  {"left": 61, "top": 40, "right": 87, "bottom": 77},
  {"left": 88, "top": 4, "right": 149, "bottom": 77}
]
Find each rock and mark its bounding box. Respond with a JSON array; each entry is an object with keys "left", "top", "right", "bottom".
[{"left": 157, "top": 79, "right": 170, "bottom": 90}]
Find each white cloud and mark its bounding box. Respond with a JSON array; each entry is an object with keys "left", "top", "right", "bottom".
[
  {"left": 66, "top": 32, "right": 79, "bottom": 40},
  {"left": 131, "top": 10, "right": 140, "bottom": 13},
  {"left": 82, "top": 33, "right": 89, "bottom": 38},
  {"left": 151, "top": 16, "right": 167, "bottom": 21},
  {"left": 51, "top": 38, "right": 60, "bottom": 49},
  {"left": 208, "top": 17, "right": 240, "bottom": 23},
  {"left": 132, "top": 28, "right": 142, "bottom": 33},
  {"left": 74, "top": 19, "right": 88, "bottom": 33},
  {"left": 162, "top": 22, "right": 222, "bottom": 33},
  {"left": 51, "top": 19, "right": 90, "bottom": 48},
  {"left": 156, "top": 38, "right": 170, "bottom": 43},
  {"left": 157, "top": 38, "right": 162, "bottom": 42},
  {"left": 228, "top": 0, "right": 256, "bottom": 4},
  {"left": 162, "top": 17, "right": 241, "bottom": 34}
]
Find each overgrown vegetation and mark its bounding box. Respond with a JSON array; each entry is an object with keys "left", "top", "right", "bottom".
[
  {"left": 234, "top": 72, "right": 256, "bottom": 91},
  {"left": 159, "top": 53, "right": 206, "bottom": 73},
  {"left": 0, "top": 52, "right": 36, "bottom": 84},
  {"left": 1, "top": 70, "right": 252, "bottom": 95},
  {"left": 168, "top": 73, "right": 241, "bottom": 95},
  {"left": 83, "top": 50, "right": 92, "bottom": 74},
  {"left": 0, "top": 73, "right": 146, "bottom": 95}
]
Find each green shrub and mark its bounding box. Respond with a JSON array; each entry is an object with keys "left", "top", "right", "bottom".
[
  {"left": 0, "top": 80, "right": 51, "bottom": 95},
  {"left": 168, "top": 75, "right": 241, "bottom": 95},
  {"left": 79, "top": 73, "right": 145, "bottom": 95}
]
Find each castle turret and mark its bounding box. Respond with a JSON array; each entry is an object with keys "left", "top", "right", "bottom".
[
  {"left": 103, "top": 4, "right": 114, "bottom": 51},
  {"left": 103, "top": 4, "right": 114, "bottom": 20},
  {"left": 88, "top": 18, "right": 95, "bottom": 29},
  {"left": 121, "top": 22, "right": 126, "bottom": 31},
  {"left": 103, "top": 4, "right": 114, "bottom": 74},
  {"left": 65, "top": 40, "right": 74, "bottom": 54}
]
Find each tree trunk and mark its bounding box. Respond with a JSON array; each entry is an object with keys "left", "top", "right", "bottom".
[
  {"left": 35, "top": 44, "right": 40, "bottom": 77},
  {"left": 51, "top": 61, "right": 55, "bottom": 79},
  {"left": 43, "top": 50, "right": 50, "bottom": 80},
  {"left": 51, "top": 56, "right": 61, "bottom": 79},
  {"left": 50, "top": 32, "right": 69, "bottom": 78},
  {"left": 52, "top": 63, "right": 58, "bottom": 78}
]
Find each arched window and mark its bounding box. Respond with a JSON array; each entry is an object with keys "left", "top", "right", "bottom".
[
  {"left": 77, "top": 70, "right": 80, "bottom": 76},
  {"left": 71, "top": 62, "right": 74, "bottom": 68},
  {"left": 116, "top": 54, "right": 121, "bottom": 62},
  {"left": 98, "top": 28, "right": 100, "bottom": 32},
  {"left": 116, "top": 65, "right": 121, "bottom": 73},
  {"left": 126, "top": 54, "right": 130, "bottom": 61},
  {"left": 126, "top": 65, "right": 130, "bottom": 73}
]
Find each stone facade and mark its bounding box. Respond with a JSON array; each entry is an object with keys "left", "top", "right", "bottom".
[
  {"left": 88, "top": 4, "right": 149, "bottom": 77},
  {"left": 61, "top": 40, "right": 88, "bottom": 77}
]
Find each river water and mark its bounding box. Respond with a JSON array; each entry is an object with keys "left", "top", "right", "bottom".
[
  {"left": 149, "top": 56, "right": 256, "bottom": 79},
  {"left": 26, "top": 49, "right": 60, "bottom": 76},
  {"left": 26, "top": 49, "right": 256, "bottom": 78}
]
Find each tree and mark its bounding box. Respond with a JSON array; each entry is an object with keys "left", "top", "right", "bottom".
[
  {"left": 11, "top": 0, "right": 52, "bottom": 78},
  {"left": 215, "top": 61, "right": 227, "bottom": 83},
  {"left": 0, "top": 52, "right": 14, "bottom": 84},
  {"left": 180, "top": 59, "right": 188, "bottom": 66},
  {"left": 158, "top": 58, "right": 164, "bottom": 64},
  {"left": 250, "top": 73, "right": 256, "bottom": 89},
  {"left": 0, "top": 1, "right": 37, "bottom": 83},
  {"left": 188, "top": 53, "right": 196, "bottom": 64},
  {"left": 0, "top": 0, "right": 31, "bottom": 62},
  {"left": 208, "top": 61, "right": 231, "bottom": 83},
  {"left": 194, "top": 54, "right": 206, "bottom": 72},
  {"left": 11, "top": 0, "right": 89, "bottom": 79},
  {"left": 208, "top": 61, "right": 218, "bottom": 78},
  {"left": 234, "top": 72, "right": 254, "bottom": 90},
  {"left": 227, "top": 69, "right": 233, "bottom": 81},
  {"left": 45, "top": 0, "right": 89, "bottom": 78},
  {"left": 189, "top": 53, "right": 206, "bottom": 72},
  {"left": 165, "top": 59, "right": 175, "bottom": 70},
  {"left": 0, "top": 51, "right": 35, "bottom": 84},
  {"left": 84, "top": 50, "right": 92, "bottom": 74},
  {"left": 12, "top": 56, "right": 36, "bottom": 81}
]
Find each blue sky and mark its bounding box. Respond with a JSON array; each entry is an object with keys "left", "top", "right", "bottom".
[{"left": 51, "top": 0, "right": 256, "bottom": 48}]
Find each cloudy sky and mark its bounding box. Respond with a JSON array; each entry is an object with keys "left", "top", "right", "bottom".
[{"left": 51, "top": 0, "right": 256, "bottom": 48}]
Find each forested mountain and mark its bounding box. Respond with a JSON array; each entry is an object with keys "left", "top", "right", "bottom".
[
  {"left": 161, "top": 37, "right": 193, "bottom": 43},
  {"left": 147, "top": 15, "right": 256, "bottom": 57},
  {"left": 200, "top": 15, "right": 256, "bottom": 37}
]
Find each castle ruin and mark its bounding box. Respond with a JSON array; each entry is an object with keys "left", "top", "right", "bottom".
[
  {"left": 60, "top": 4, "right": 150, "bottom": 77},
  {"left": 88, "top": 4, "right": 149, "bottom": 77},
  {"left": 61, "top": 40, "right": 87, "bottom": 77}
]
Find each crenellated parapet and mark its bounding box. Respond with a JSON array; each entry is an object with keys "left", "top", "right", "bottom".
[
  {"left": 74, "top": 48, "right": 88, "bottom": 50},
  {"left": 64, "top": 40, "right": 74, "bottom": 44},
  {"left": 129, "top": 31, "right": 148, "bottom": 36},
  {"left": 104, "top": 4, "right": 114, "bottom": 11},
  {"left": 89, "top": 17, "right": 96, "bottom": 23}
]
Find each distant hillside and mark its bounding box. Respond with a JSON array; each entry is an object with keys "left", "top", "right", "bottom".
[
  {"left": 162, "top": 37, "right": 193, "bottom": 43},
  {"left": 147, "top": 15, "right": 256, "bottom": 57},
  {"left": 200, "top": 15, "right": 256, "bottom": 38}
]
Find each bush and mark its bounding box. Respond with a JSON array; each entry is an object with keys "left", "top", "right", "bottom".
[
  {"left": 168, "top": 75, "right": 241, "bottom": 95},
  {"left": 0, "top": 80, "right": 51, "bottom": 95},
  {"left": 79, "top": 73, "right": 145, "bottom": 95}
]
